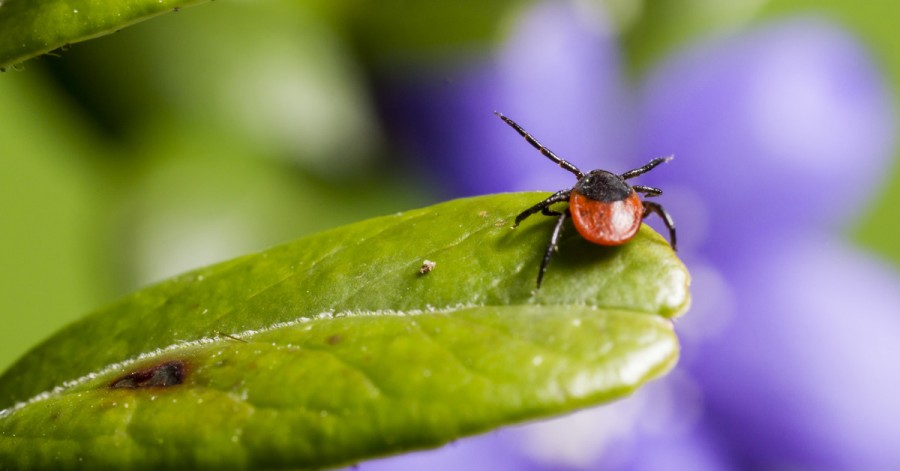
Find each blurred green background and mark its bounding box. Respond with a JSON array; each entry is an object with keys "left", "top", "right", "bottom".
[{"left": 2, "top": 0, "right": 899, "bottom": 374}]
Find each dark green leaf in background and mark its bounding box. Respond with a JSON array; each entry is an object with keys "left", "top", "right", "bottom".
[
  {"left": 0, "top": 193, "right": 690, "bottom": 470},
  {"left": 0, "top": 0, "right": 210, "bottom": 69}
]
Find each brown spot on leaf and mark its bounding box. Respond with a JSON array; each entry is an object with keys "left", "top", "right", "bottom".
[
  {"left": 110, "top": 360, "right": 186, "bottom": 389},
  {"left": 326, "top": 334, "right": 342, "bottom": 346}
]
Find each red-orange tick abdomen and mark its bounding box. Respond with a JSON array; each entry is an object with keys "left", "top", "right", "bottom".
[{"left": 570, "top": 190, "right": 643, "bottom": 245}]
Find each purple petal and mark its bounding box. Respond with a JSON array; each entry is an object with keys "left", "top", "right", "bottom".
[
  {"left": 352, "top": 433, "right": 539, "bottom": 471},
  {"left": 378, "top": 2, "right": 636, "bottom": 196},
  {"left": 638, "top": 18, "right": 895, "bottom": 252},
  {"left": 616, "top": 424, "right": 736, "bottom": 471},
  {"left": 691, "top": 233, "right": 900, "bottom": 469}
]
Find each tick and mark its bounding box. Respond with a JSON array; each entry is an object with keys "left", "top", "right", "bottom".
[{"left": 496, "top": 112, "right": 676, "bottom": 288}]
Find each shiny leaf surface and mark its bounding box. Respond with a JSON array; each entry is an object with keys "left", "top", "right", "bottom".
[{"left": 0, "top": 193, "right": 690, "bottom": 470}]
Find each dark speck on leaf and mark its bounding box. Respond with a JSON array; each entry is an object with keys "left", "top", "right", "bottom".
[
  {"left": 326, "top": 334, "right": 342, "bottom": 346},
  {"left": 110, "top": 360, "right": 186, "bottom": 389}
]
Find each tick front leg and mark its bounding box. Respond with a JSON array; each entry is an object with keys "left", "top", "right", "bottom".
[
  {"left": 514, "top": 189, "right": 571, "bottom": 227},
  {"left": 632, "top": 185, "right": 662, "bottom": 197},
  {"left": 536, "top": 209, "right": 570, "bottom": 289},
  {"left": 494, "top": 112, "right": 585, "bottom": 179},
  {"left": 642, "top": 201, "right": 677, "bottom": 250},
  {"left": 621, "top": 156, "right": 673, "bottom": 180}
]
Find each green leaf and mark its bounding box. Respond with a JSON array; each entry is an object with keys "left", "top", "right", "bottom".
[
  {"left": 0, "top": 193, "right": 690, "bottom": 470},
  {"left": 0, "top": 0, "right": 210, "bottom": 69},
  {"left": 341, "top": 1, "right": 517, "bottom": 61}
]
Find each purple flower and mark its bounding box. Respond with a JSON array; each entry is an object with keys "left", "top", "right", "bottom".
[
  {"left": 640, "top": 17, "right": 895, "bottom": 259},
  {"left": 638, "top": 17, "right": 900, "bottom": 469},
  {"left": 372, "top": 2, "right": 899, "bottom": 470},
  {"left": 379, "top": 2, "right": 637, "bottom": 198},
  {"left": 691, "top": 233, "right": 900, "bottom": 469}
]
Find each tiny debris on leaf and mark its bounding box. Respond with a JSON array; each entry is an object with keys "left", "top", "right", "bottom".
[
  {"left": 215, "top": 330, "right": 248, "bottom": 343},
  {"left": 419, "top": 260, "right": 436, "bottom": 275}
]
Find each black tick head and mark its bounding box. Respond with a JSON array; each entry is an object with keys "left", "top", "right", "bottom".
[{"left": 574, "top": 170, "right": 631, "bottom": 202}]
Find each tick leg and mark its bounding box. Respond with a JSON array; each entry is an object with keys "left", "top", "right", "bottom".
[
  {"left": 495, "top": 112, "right": 584, "bottom": 179},
  {"left": 514, "top": 189, "right": 571, "bottom": 227},
  {"left": 536, "top": 209, "right": 570, "bottom": 289},
  {"left": 541, "top": 207, "right": 563, "bottom": 216},
  {"left": 642, "top": 201, "right": 677, "bottom": 250},
  {"left": 632, "top": 185, "right": 662, "bottom": 197},
  {"left": 621, "top": 156, "right": 673, "bottom": 180}
]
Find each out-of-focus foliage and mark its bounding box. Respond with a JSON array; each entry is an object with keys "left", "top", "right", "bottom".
[
  {"left": 0, "top": 0, "right": 433, "bottom": 373},
  {"left": 0, "top": 73, "right": 107, "bottom": 375}
]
